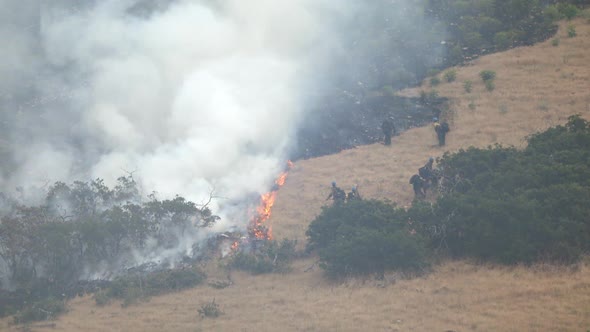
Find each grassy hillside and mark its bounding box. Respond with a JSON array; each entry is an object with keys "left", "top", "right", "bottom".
[{"left": 2, "top": 18, "right": 590, "bottom": 332}]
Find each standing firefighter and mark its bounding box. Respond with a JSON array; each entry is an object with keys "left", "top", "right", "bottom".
[
  {"left": 347, "top": 186, "right": 362, "bottom": 201},
  {"left": 381, "top": 118, "right": 396, "bottom": 146},
  {"left": 326, "top": 182, "right": 346, "bottom": 205},
  {"left": 433, "top": 117, "right": 450, "bottom": 146},
  {"left": 409, "top": 174, "right": 426, "bottom": 199},
  {"left": 419, "top": 157, "right": 434, "bottom": 180}
]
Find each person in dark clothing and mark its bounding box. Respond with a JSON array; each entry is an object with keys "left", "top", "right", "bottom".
[
  {"left": 347, "top": 186, "right": 361, "bottom": 201},
  {"left": 409, "top": 174, "right": 426, "bottom": 199},
  {"left": 381, "top": 119, "right": 396, "bottom": 146},
  {"left": 433, "top": 118, "right": 450, "bottom": 146},
  {"left": 418, "top": 157, "right": 435, "bottom": 194},
  {"left": 418, "top": 157, "right": 434, "bottom": 181},
  {"left": 326, "top": 182, "right": 346, "bottom": 205}
]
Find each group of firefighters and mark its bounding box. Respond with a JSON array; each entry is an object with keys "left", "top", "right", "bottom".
[
  {"left": 326, "top": 182, "right": 361, "bottom": 205},
  {"left": 409, "top": 157, "right": 441, "bottom": 199},
  {"left": 326, "top": 116, "right": 450, "bottom": 205}
]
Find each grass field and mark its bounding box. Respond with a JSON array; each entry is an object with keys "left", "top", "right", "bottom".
[{"left": 2, "top": 18, "right": 590, "bottom": 332}]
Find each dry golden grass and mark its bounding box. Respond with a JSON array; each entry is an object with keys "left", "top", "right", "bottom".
[{"left": 2, "top": 19, "right": 590, "bottom": 332}]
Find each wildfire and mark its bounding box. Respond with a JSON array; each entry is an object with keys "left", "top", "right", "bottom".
[{"left": 249, "top": 161, "right": 293, "bottom": 240}]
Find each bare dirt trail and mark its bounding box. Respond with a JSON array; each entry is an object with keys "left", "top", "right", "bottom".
[{"left": 2, "top": 18, "right": 590, "bottom": 332}]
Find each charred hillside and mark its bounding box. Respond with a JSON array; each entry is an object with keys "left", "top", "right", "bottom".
[{"left": 292, "top": 94, "right": 446, "bottom": 160}]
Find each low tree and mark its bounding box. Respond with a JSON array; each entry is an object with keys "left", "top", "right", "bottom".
[
  {"left": 431, "top": 115, "right": 590, "bottom": 263},
  {"left": 307, "top": 200, "right": 429, "bottom": 278}
]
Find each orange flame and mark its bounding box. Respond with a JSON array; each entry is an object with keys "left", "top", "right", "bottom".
[{"left": 249, "top": 161, "right": 293, "bottom": 240}]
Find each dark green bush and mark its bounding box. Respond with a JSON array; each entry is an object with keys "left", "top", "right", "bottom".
[
  {"left": 494, "top": 30, "right": 518, "bottom": 50},
  {"left": 479, "top": 70, "right": 496, "bottom": 82},
  {"left": 544, "top": 5, "right": 562, "bottom": 22},
  {"left": 198, "top": 299, "right": 222, "bottom": 318},
  {"left": 94, "top": 268, "right": 206, "bottom": 306},
  {"left": 307, "top": 200, "right": 430, "bottom": 278},
  {"left": 427, "top": 0, "right": 558, "bottom": 67},
  {"left": 567, "top": 25, "right": 577, "bottom": 38},
  {"left": 229, "top": 239, "right": 297, "bottom": 274},
  {"left": 444, "top": 70, "right": 457, "bottom": 82},
  {"left": 463, "top": 80, "right": 473, "bottom": 93},
  {"left": 431, "top": 116, "right": 590, "bottom": 264},
  {"left": 93, "top": 290, "right": 111, "bottom": 306},
  {"left": 230, "top": 252, "right": 274, "bottom": 274},
  {"left": 13, "top": 298, "right": 66, "bottom": 324},
  {"left": 208, "top": 280, "right": 232, "bottom": 289},
  {"left": 559, "top": 3, "right": 580, "bottom": 20},
  {"left": 430, "top": 77, "right": 441, "bottom": 86}
]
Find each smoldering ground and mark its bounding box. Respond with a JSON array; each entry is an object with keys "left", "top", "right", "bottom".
[{"left": 0, "top": 0, "right": 445, "bottom": 283}]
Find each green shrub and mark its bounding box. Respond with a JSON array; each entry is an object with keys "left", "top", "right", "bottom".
[
  {"left": 444, "top": 70, "right": 457, "bottom": 83},
  {"left": 418, "top": 89, "right": 440, "bottom": 106},
  {"left": 208, "top": 280, "right": 232, "bottom": 289},
  {"left": 479, "top": 70, "right": 496, "bottom": 82},
  {"left": 307, "top": 200, "right": 430, "bottom": 278},
  {"left": 494, "top": 31, "right": 515, "bottom": 50},
  {"left": 544, "top": 5, "right": 561, "bottom": 22},
  {"left": 567, "top": 25, "right": 577, "bottom": 38},
  {"left": 93, "top": 290, "right": 111, "bottom": 306},
  {"left": 319, "top": 228, "right": 429, "bottom": 278},
  {"left": 559, "top": 3, "right": 580, "bottom": 20},
  {"left": 432, "top": 116, "right": 590, "bottom": 264},
  {"left": 94, "top": 268, "right": 206, "bottom": 306},
  {"left": 229, "top": 239, "right": 297, "bottom": 274},
  {"left": 198, "top": 299, "right": 223, "bottom": 318},
  {"left": 430, "top": 77, "right": 441, "bottom": 87},
  {"left": 145, "top": 269, "right": 206, "bottom": 293},
  {"left": 485, "top": 80, "right": 495, "bottom": 91},
  {"left": 551, "top": 38, "right": 560, "bottom": 47},
  {"left": 230, "top": 252, "right": 274, "bottom": 274},
  {"left": 463, "top": 80, "right": 473, "bottom": 93},
  {"left": 13, "top": 298, "right": 66, "bottom": 324}
]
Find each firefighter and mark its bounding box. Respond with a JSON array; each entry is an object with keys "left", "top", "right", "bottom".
[
  {"left": 347, "top": 186, "right": 361, "bottom": 201},
  {"left": 409, "top": 174, "right": 426, "bottom": 199},
  {"left": 419, "top": 157, "right": 434, "bottom": 180},
  {"left": 381, "top": 118, "right": 396, "bottom": 146},
  {"left": 326, "top": 182, "right": 346, "bottom": 205},
  {"left": 433, "top": 117, "right": 450, "bottom": 146},
  {"left": 418, "top": 157, "right": 438, "bottom": 193}
]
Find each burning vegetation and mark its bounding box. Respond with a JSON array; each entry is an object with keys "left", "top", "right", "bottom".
[
  {"left": 247, "top": 161, "right": 293, "bottom": 242},
  {"left": 207, "top": 161, "right": 294, "bottom": 259}
]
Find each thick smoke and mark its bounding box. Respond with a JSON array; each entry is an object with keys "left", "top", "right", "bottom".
[
  {"left": 0, "top": 0, "right": 443, "bottom": 226},
  {"left": 2, "top": 0, "right": 318, "bottom": 219},
  {"left": 0, "top": 1, "right": 446, "bottom": 286}
]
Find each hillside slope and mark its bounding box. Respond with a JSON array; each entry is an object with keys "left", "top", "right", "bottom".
[{"left": 2, "top": 18, "right": 590, "bottom": 332}]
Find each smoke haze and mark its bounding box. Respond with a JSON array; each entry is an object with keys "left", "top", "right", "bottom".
[{"left": 0, "top": 0, "right": 443, "bottom": 225}]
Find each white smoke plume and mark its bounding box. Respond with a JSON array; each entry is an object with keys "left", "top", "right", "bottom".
[
  {"left": 0, "top": 0, "right": 447, "bottom": 285},
  {"left": 1, "top": 0, "right": 443, "bottom": 225},
  {"left": 2, "top": 0, "right": 324, "bottom": 221}
]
